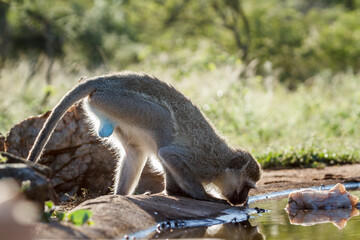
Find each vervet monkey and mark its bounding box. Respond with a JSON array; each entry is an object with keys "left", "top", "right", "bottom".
[{"left": 27, "top": 71, "right": 261, "bottom": 205}]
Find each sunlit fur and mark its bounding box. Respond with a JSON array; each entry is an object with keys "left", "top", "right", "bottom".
[{"left": 27, "top": 71, "right": 262, "bottom": 205}]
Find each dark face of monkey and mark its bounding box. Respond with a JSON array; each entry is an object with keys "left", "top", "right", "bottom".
[
  {"left": 221, "top": 150, "right": 261, "bottom": 205},
  {"left": 227, "top": 184, "right": 253, "bottom": 205}
]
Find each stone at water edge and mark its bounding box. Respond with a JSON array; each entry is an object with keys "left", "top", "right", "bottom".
[{"left": 286, "top": 183, "right": 359, "bottom": 210}]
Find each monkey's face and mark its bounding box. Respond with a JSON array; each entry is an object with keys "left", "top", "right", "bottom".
[
  {"left": 225, "top": 182, "right": 255, "bottom": 205},
  {"left": 216, "top": 151, "right": 262, "bottom": 205},
  {"left": 219, "top": 171, "right": 257, "bottom": 205}
]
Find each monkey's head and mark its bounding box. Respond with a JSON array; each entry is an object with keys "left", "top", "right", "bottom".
[{"left": 214, "top": 150, "right": 261, "bottom": 205}]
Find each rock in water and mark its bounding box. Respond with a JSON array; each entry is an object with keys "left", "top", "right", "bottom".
[{"left": 286, "top": 183, "right": 359, "bottom": 210}]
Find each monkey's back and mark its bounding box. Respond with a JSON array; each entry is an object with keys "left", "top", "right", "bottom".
[{"left": 93, "top": 72, "right": 232, "bottom": 172}]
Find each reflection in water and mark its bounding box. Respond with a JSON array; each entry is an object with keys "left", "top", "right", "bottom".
[
  {"left": 250, "top": 192, "right": 360, "bottom": 240},
  {"left": 286, "top": 207, "right": 359, "bottom": 229},
  {"left": 205, "top": 221, "right": 264, "bottom": 240},
  {"left": 150, "top": 220, "right": 264, "bottom": 240},
  {"left": 133, "top": 190, "right": 360, "bottom": 239},
  {"left": 284, "top": 184, "right": 360, "bottom": 229}
]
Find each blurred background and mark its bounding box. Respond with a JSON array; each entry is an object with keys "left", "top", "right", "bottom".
[{"left": 0, "top": 0, "right": 359, "bottom": 167}]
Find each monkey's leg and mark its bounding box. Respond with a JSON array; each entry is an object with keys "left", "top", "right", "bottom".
[
  {"left": 158, "top": 147, "right": 228, "bottom": 204},
  {"left": 88, "top": 89, "right": 173, "bottom": 141},
  {"left": 114, "top": 144, "right": 147, "bottom": 195},
  {"left": 164, "top": 169, "right": 192, "bottom": 198}
]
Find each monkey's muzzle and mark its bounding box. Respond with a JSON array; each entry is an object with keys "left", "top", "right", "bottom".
[{"left": 228, "top": 193, "right": 249, "bottom": 206}]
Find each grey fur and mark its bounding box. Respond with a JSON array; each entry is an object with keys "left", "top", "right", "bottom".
[{"left": 27, "top": 71, "right": 261, "bottom": 204}]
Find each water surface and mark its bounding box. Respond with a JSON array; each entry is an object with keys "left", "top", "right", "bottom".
[
  {"left": 147, "top": 191, "right": 360, "bottom": 239},
  {"left": 249, "top": 191, "right": 360, "bottom": 240}
]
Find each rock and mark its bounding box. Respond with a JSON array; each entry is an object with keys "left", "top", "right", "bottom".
[
  {"left": 286, "top": 183, "right": 359, "bottom": 211},
  {"left": 34, "top": 194, "right": 252, "bottom": 239},
  {"left": 136, "top": 164, "right": 164, "bottom": 194},
  {"left": 0, "top": 133, "right": 4, "bottom": 151},
  {"left": 0, "top": 151, "right": 57, "bottom": 204},
  {"left": 0, "top": 178, "right": 40, "bottom": 240},
  {"left": 5, "top": 105, "right": 116, "bottom": 198},
  {"left": 0, "top": 163, "right": 58, "bottom": 205},
  {"left": 0, "top": 151, "right": 52, "bottom": 178},
  {"left": 5, "top": 104, "right": 164, "bottom": 198}
]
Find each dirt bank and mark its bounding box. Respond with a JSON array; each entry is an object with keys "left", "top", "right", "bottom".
[{"left": 251, "top": 164, "right": 360, "bottom": 196}]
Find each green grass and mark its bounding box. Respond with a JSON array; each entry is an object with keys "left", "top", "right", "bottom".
[
  {"left": 256, "top": 147, "right": 359, "bottom": 169},
  {"left": 1, "top": 59, "right": 359, "bottom": 168},
  {"left": 196, "top": 69, "right": 360, "bottom": 167}
]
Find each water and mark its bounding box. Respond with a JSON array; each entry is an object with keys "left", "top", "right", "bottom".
[
  {"left": 147, "top": 220, "right": 264, "bottom": 239},
  {"left": 249, "top": 191, "right": 360, "bottom": 240},
  {"left": 127, "top": 184, "right": 360, "bottom": 239},
  {"left": 136, "top": 191, "right": 360, "bottom": 239}
]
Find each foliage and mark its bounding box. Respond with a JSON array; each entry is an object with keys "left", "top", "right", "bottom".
[
  {"left": 1, "top": 0, "right": 360, "bottom": 82},
  {"left": 1, "top": 60, "right": 360, "bottom": 170},
  {"left": 201, "top": 70, "right": 360, "bottom": 152},
  {"left": 68, "top": 209, "right": 94, "bottom": 226},
  {"left": 1, "top": 0, "right": 360, "bottom": 169},
  {"left": 6, "top": 0, "right": 65, "bottom": 58},
  {"left": 257, "top": 147, "right": 359, "bottom": 169},
  {"left": 43, "top": 201, "right": 94, "bottom": 226},
  {"left": 0, "top": 154, "right": 8, "bottom": 163},
  {"left": 20, "top": 180, "right": 31, "bottom": 192},
  {"left": 43, "top": 200, "right": 56, "bottom": 222}
]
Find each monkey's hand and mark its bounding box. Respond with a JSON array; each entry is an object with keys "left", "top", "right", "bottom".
[
  {"left": 159, "top": 146, "right": 231, "bottom": 205},
  {"left": 206, "top": 197, "right": 229, "bottom": 205}
]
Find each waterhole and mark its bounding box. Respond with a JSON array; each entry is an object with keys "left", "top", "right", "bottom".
[
  {"left": 248, "top": 191, "right": 360, "bottom": 240},
  {"left": 129, "top": 185, "right": 360, "bottom": 239}
]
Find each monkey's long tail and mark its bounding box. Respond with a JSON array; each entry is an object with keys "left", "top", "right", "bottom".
[{"left": 27, "top": 80, "right": 97, "bottom": 163}]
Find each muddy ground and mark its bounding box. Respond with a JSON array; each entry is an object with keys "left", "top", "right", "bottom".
[{"left": 251, "top": 164, "right": 360, "bottom": 196}]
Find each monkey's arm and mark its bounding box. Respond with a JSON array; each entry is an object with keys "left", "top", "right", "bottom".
[{"left": 158, "top": 146, "right": 228, "bottom": 204}]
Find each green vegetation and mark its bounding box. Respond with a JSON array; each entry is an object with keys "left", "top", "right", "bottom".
[
  {"left": 200, "top": 71, "right": 360, "bottom": 168},
  {"left": 20, "top": 180, "right": 31, "bottom": 191},
  {"left": 0, "top": 0, "right": 360, "bottom": 169},
  {"left": 258, "top": 147, "right": 359, "bottom": 169},
  {"left": 68, "top": 209, "right": 94, "bottom": 226},
  {"left": 44, "top": 201, "right": 94, "bottom": 226},
  {"left": 0, "top": 154, "right": 8, "bottom": 163}
]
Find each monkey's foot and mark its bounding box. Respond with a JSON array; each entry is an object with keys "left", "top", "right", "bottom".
[
  {"left": 166, "top": 188, "right": 193, "bottom": 198},
  {"left": 207, "top": 197, "right": 229, "bottom": 205},
  {"left": 166, "top": 190, "right": 229, "bottom": 205}
]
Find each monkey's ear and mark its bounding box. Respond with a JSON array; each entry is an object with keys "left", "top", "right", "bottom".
[{"left": 228, "top": 156, "right": 247, "bottom": 170}]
